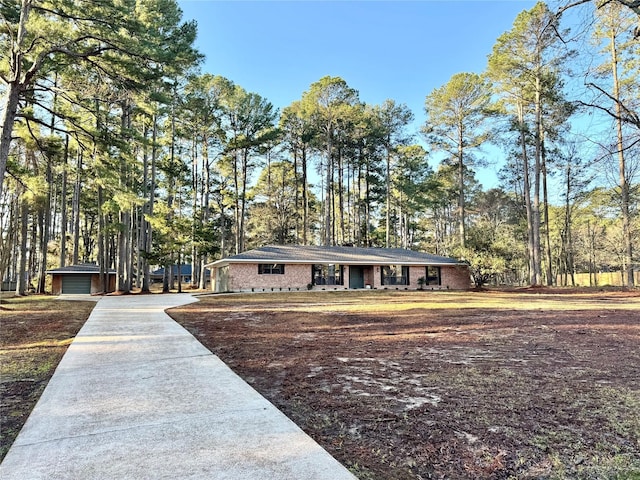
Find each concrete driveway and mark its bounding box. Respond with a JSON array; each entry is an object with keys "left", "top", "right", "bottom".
[{"left": 0, "top": 294, "right": 356, "bottom": 479}]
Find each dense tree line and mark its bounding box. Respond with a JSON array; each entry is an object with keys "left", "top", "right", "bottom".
[{"left": 1, "top": 0, "right": 638, "bottom": 293}]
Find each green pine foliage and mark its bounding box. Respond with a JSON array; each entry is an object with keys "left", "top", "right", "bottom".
[{"left": 0, "top": 1, "right": 638, "bottom": 290}]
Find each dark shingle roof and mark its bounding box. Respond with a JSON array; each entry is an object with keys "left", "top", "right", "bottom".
[
  {"left": 47, "top": 263, "right": 116, "bottom": 274},
  {"left": 206, "top": 245, "right": 463, "bottom": 268},
  {"left": 151, "top": 265, "right": 193, "bottom": 276}
]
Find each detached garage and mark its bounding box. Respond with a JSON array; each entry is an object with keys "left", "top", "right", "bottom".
[{"left": 48, "top": 264, "right": 116, "bottom": 295}]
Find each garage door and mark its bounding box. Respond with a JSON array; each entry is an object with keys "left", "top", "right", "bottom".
[{"left": 62, "top": 275, "right": 92, "bottom": 294}]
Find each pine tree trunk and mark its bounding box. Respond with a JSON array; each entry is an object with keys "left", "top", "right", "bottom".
[
  {"left": 563, "top": 162, "right": 574, "bottom": 287},
  {"left": 0, "top": 191, "right": 18, "bottom": 283},
  {"left": 355, "top": 149, "right": 362, "bottom": 246},
  {"left": 128, "top": 208, "right": 135, "bottom": 290},
  {"left": 116, "top": 209, "right": 130, "bottom": 292},
  {"left": 292, "top": 146, "right": 300, "bottom": 243},
  {"left": 198, "top": 137, "right": 209, "bottom": 290},
  {"left": 518, "top": 102, "right": 536, "bottom": 286},
  {"left": 532, "top": 77, "right": 543, "bottom": 286},
  {"left": 302, "top": 146, "right": 309, "bottom": 245},
  {"left": 15, "top": 192, "right": 28, "bottom": 296},
  {"left": 588, "top": 222, "right": 596, "bottom": 287},
  {"left": 97, "top": 186, "right": 107, "bottom": 293},
  {"left": 177, "top": 253, "right": 182, "bottom": 293},
  {"left": 72, "top": 150, "right": 82, "bottom": 264},
  {"left": 239, "top": 150, "right": 249, "bottom": 253},
  {"left": 365, "top": 157, "right": 371, "bottom": 247},
  {"left": 191, "top": 137, "right": 199, "bottom": 288},
  {"left": 0, "top": 0, "right": 35, "bottom": 199},
  {"left": 610, "top": 27, "right": 634, "bottom": 287},
  {"left": 116, "top": 137, "right": 126, "bottom": 293},
  {"left": 232, "top": 149, "right": 241, "bottom": 254},
  {"left": 325, "top": 127, "right": 333, "bottom": 246},
  {"left": 218, "top": 194, "right": 227, "bottom": 258},
  {"left": 338, "top": 147, "right": 345, "bottom": 244},
  {"left": 139, "top": 126, "right": 149, "bottom": 291},
  {"left": 142, "top": 116, "right": 158, "bottom": 293},
  {"left": 458, "top": 123, "right": 466, "bottom": 248},
  {"left": 162, "top": 263, "right": 170, "bottom": 293},
  {"left": 0, "top": 82, "right": 22, "bottom": 202},
  {"left": 567, "top": 213, "right": 575, "bottom": 287},
  {"left": 36, "top": 155, "right": 52, "bottom": 293},
  {"left": 135, "top": 207, "right": 142, "bottom": 289},
  {"left": 542, "top": 139, "right": 553, "bottom": 286},
  {"left": 385, "top": 147, "right": 391, "bottom": 248},
  {"left": 59, "top": 136, "right": 69, "bottom": 267},
  {"left": 346, "top": 153, "right": 354, "bottom": 244}
]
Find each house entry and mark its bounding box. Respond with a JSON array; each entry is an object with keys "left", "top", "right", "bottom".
[{"left": 349, "top": 266, "right": 364, "bottom": 289}]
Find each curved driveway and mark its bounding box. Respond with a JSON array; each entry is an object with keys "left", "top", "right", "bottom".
[{"left": 0, "top": 294, "right": 355, "bottom": 480}]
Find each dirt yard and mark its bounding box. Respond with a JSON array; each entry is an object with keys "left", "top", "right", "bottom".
[
  {"left": 169, "top": 289, "right": 640, "bottom": 480},
  {"left": 0, "top": 295, "right": 95, "bottom": 461}
]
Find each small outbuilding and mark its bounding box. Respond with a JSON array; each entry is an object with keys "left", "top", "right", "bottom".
[
  {"left": 205, "top": 245, "right": 471, "bottom": 293},
  {"left": 48, "top": 264, "right": 116, "bottom": 295}
]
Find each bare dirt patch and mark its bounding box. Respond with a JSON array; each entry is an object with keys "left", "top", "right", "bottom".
[
  {"left": 0, "top": 295, "right": 95, "bottom": 461},
  {"left": 170, "top": 289, "right": 640, "bottom": 480}
]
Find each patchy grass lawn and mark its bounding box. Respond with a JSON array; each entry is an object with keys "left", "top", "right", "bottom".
[
  {"left": 0, "top": 295, "right": 95, "bottom": 461},
  {"left": 169, "top": 289, "right": 640, "bottom": 480}
]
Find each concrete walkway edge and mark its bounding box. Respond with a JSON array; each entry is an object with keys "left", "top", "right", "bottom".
[{"left": 0, "top": 294, "right": 356, "bottom": 479}]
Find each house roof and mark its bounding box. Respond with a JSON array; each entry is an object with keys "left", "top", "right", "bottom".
[
  {"left": 47, "top": 263, "right": 116, "bottom": 274},
  {"left": 205, "top": 245, "right": 464, "bottom": 269},
  {"left": 151, "top": 265, "right": 193, "bottom": 276}
]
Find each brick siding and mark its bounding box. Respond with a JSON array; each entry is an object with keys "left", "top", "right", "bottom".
[
  {"left": 229, "top": 263, "right": 312, "bottom": 292},
  {"left": 215, "top": 263, "right": 470, "bottom": 292},
  {"left": 441, "top": 265, "right": 472, "bottom": 289}
]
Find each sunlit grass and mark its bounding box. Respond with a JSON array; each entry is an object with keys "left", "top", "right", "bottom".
[
  {"left": 0, "top": 296, "right": 95, "bottom": 461},
  {"left": 0, "top": 348, "right": 59, "bottom": 379},
  {"left": 1, "top": 338, "right": 75, "bottom": 350},
  {"left": 192, "top": 290, "right": 640, "bottom": 314},
  {"left": 172, "top": 287, "right": 640, "bottom": 479},
  {"left": 0, "top": 294, "right": 80, "bottom": 312}
]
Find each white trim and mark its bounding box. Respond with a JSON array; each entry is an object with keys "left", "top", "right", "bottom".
[
  {"left": 203, "top": 246, "right": 466, "bottom": 271},
  {"left": 205, "top": 258, "right": 464, "bottom": 269}
]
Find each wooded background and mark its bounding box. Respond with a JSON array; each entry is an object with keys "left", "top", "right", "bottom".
[{"left": 1, "top": 0, "right": 638, "bottom": 293}]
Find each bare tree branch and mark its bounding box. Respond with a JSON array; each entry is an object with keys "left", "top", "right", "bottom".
[
  {"left": 32, "top": 3, "right": 117, "bottom": 29},
  {"left": 581, "top": 81, "right": 640, "bottom": 128},
  {"left": 556, "top": 0, "right": 640, "bottom": 17},
  {"left": 18, "top": 102, "right": 97, "bottom": 141}
]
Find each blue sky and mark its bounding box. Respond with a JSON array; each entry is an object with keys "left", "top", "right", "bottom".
[{"left": 177, "top": 0, "right": 538, "bottom": 187}]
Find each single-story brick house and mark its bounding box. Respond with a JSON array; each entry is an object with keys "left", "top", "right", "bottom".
[
  {"left": 48, "top": 264, "right": 116, "bottom": 295},
  {"left": 204, "top": 245, "right": 470, "bottom": 293}
]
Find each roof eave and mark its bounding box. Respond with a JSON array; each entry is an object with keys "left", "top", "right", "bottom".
[
  {"left": 205, "top": 258, "right": 465, "bottom": 268},
  {"left": 46, "top": 269, "right": 117, "bottom": 274}
]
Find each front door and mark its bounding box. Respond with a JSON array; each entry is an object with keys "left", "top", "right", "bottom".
[{"left": 349, "top": 266, "right": 364, "bottom": 289}]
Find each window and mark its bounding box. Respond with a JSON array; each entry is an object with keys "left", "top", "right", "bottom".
[
  {"left": 258, "top": 264, "right": 285, "bottom": 275},
  {"left": 381, "top": 265, "right": 409, "bottom": 286},
  {"left": 426, "top": 266, "right": 441, "bottom": 285},
  {"left": 312, "top": 264, "right": 344, "bottom": 285}
]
